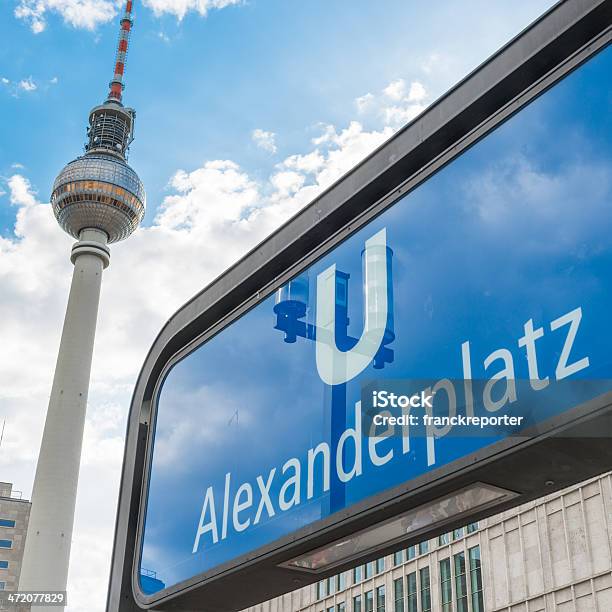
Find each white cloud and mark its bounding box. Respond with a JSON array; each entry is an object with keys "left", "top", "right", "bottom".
[
  {"left": 282, "top": 150, "right": 325, "bottom": 174},
  {"left": 7, "top": 174, "right": 37, "bottom": 207},
  {"left": 311, "top": 123, "right": 337, "bottom": 146},
  {"left": 354, "top": 78, "right": 430, "bottom": 128},
  {"left": 14, "top": 0, "right": 120, "bottom": 33},
  {"left": 382, "top": 103, "right": 424, "bottom": 127},
  {"left": 384, "top": 78, "right": 406, "bottom": 101},
  {"left": 2, "top": 77, "right": 60, "bottom": 97},
  {"left": 355, "top": 92, "right": 375, "bottom": 114},
  {"left": 407, "top": 81, "right": 427, "bottom": 102},
  {"left": 385, "top": 79, "right": 426, "bottom": 104},
  {"left": 142, "top": 0, "right": 241, "bottom": 20},
  {"left": 14, "top": 0, "right": 241, "bottom": 32},
  {"left": 18, "top": 77, "right": 37, "bottom": 92},
  {"left": 270, "top": 170, "right": 304, "bottom": 196},
  {"left": 463, "top": 154, "right": 612, "bottom": 247},
  {"left": 252, "top": 128, "right": 278, "bottom": 154}
]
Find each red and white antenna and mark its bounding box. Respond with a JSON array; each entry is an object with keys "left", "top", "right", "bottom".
[{"left": 107, "top": 0, "right": 134, "bottom": 104}]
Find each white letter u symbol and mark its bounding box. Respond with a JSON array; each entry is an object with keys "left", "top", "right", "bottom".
[{"left": 315, "top": 228, "right": 388, "bottom": 386}]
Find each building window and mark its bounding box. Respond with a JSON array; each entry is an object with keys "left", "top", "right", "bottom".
[
  {"left": 337, "top": 603, "right": 346, "bottom": 612},
  {"left": 365, "top": 589, "right": 374, "bottom": 612},
  {"left": 0, "top": 581, "right": 5, "bottom": 591},
  {"left": 418, "top": 540, "right": 429, "bottom": 555},
  {"left": 0, "top": 561, "right": 7, "bottom": 569},
  {"left": 376, "top": 585, "right": 385, "bottom": 612},
  {"left": 419, "top": 567, "right": 431, "bottom": 612},
  {"left": 469, "top": 546, "right": 484, "bottom": 612},
  {"left": 316, "top": 580, "right": 327, "bottom": 600},
  {"left": 406, "top": 545, "right": 416, "bottom": 560},
  {"left": 354, "top": 565, "right": 363, "bottom": 583},
  {"left": 376, "top": 557, "right": 385, "bottom": 574},
  {"left": 393, "top": 577, "right": 404, "bottom": 612},
  {"left": 454, "top": 551, "right": 468, "bottom": 612},
  {"left": 338, "top": 572, "right": 347, "bottom": 591},
  {"left": 393, "top": 550, "right": 404, "bottom": 566},
  {"left": 440, "top": 557, "right": 452, "bottom": 612},
  {"left": 365, "top": 561, "right": 374, "bottom": 579},
  {"left": 328, "top": 606, "right": 335, "bottom": 612},
  {"left": 0, "top": 541, "right": 11, "bottom": 549},
  {"left": 438, "top": 532, "right": 450, "bottom": 546},
  {"left": 0, "top": 520, "right": 15, "bottom": 528},
  {"left": 406, "top": 572, "right": 418, "bottom": 612},
  {"left": 354, "top": 595, "right": 362, "bottom": 612},
  {"left": 452, "top": 527, "right": 464, "bottom": 540},
  {"left": 327, "top": 576, "right": 336, "bottom": 595},
  {"left": 466, "top": 522, "right": 479, "bottom": 534}
]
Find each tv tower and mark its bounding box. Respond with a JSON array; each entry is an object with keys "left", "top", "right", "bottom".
[{"left": 19, "top": 0, "right": 145, "bottom": 601}]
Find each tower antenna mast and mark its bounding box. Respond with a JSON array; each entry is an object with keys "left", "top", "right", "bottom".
[{"left": 108, "top": 0, "right": 134, "bottom": 105}]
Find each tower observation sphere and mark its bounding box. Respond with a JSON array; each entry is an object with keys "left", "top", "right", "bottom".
[
  {"left": 18, "top": 0, "right": 144, "bottom": 606},
  {"left": 51, "top": 103, "right": 146, "bottom": 243}
]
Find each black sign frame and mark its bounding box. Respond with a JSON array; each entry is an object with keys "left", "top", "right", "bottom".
[{"left": 107, "top": 1, "right": 612, "bottom": 609}]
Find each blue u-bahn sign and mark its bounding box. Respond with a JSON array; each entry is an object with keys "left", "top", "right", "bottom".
[{"left": 108, "top": 2, "right": 612, "bottom": 610}]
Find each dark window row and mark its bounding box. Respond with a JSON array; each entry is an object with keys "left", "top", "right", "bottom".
[
  {"left": 353, "top": 585, "right": 385, "bottom": 612},
  {"left": 316, "top": 557, "right": 387, "bottom": 600},
  {"left": 438, "top": 522, "right": 480, "bottom": 549},
  {"left": 55, "top": 193, "right": 141, "bottom": 224},
  {"left": 317, "top": 524, "right": 482, "bottom": 610},
  {"left": 394, "top": 546, "right": 483, "bottom": 612},
  {"left": 53, "top": 180, "right": 143, "bottom": 211}
]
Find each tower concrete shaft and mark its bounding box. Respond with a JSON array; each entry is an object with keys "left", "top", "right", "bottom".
[{"left": 18, "top": 229, "right": 110, "bottom": 606}]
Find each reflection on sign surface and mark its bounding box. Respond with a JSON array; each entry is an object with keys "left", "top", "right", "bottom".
[{"left": 139, "top": 47, "right": 612, "bottom": 595}]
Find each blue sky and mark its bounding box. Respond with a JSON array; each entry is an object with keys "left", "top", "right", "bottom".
[
  {"left": 3, "top": 1, "right": 585, "bottom": 609},
  {"left": 0, "top": 0, "right": 556, "bottom": 233}
]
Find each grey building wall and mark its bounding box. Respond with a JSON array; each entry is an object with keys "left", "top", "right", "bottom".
[
  {"left": 0, "top": 482, "right": 31, "bottom": 592},
  {"left": 482, "top": 473, "right": 612, "bottom": 611},
  {"left": 243, "top": 472, "right": 612, "bottom": 612}
]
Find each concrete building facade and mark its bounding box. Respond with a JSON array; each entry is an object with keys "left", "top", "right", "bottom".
[
  {"left": 243, "top": 473, "right": 612, "bottom": 612},
  {"left": 0, "top": 483, "right": 31, "bottom": 593}
]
